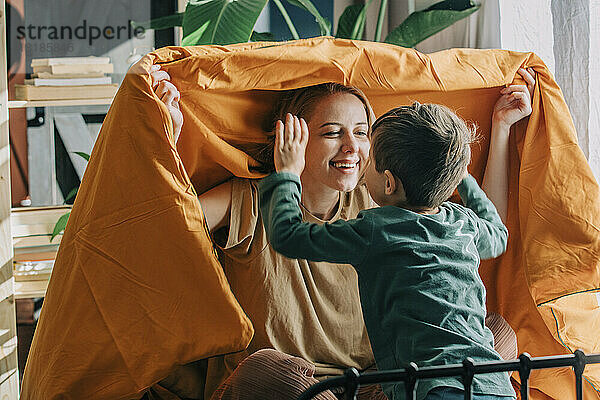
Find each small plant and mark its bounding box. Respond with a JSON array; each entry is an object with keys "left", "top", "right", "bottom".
[
  {"left": 51, "top": 151, "right": 90, "bottom": 241},
  {"left": 134, "top": 0, "right": 480, "bottom": 48}
]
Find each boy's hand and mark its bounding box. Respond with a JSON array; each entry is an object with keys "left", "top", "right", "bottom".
[
  {"left": 492, "top": 67, "right": 535, "bottom": 130},
  {"left": 274, "top": 113, "right": 309, "bottom": 176},
  {"left": 151, "top": 64, "right": 183, "bottom": 143}
]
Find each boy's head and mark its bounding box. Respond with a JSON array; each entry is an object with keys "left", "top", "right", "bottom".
[{"left": 365, "top": 102, "right": 474, "bottom": 210}]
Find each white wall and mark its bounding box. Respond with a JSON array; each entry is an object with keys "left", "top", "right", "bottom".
[
  {"left": 587, "top": 0, "right": 600, "bottom": 177},
  {"left": 414, "top": 0, "right": 501, "bottom": 52},
  {"left": 500, "top": 0, "right": 555, "bottom": 73}
]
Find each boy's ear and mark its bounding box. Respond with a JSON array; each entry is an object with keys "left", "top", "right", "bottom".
[{"left": 383, "top": 170, "right": 398, "bottom": 195}]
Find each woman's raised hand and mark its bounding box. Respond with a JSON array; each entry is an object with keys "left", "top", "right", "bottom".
[
  {"left": 492, "top": 67, "right": 536, "bottom": 130},
  {"left": 274, "top": 113, "right": 309, "bottom": 176},
  {"left": 150, "top": 64, "right": 183, "bottom": 143}
]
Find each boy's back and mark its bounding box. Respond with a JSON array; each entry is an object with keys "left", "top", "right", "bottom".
[{"left": 259, "top": 172, "right": 514, "bottom": 399}]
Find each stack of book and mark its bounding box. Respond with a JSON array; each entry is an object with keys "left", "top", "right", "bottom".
[
  {"left": 15, "top": 56, "right": 118, "bottom": 101},
  {"left": 11, "top": 206, "right": 71, "bottom": 294}
]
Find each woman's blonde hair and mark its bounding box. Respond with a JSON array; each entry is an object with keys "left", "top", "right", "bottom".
[{"left": 253, "top": 83, "right": 374, "bottom": 173}]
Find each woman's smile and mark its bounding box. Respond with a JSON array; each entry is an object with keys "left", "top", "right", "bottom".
[{"left": 329, "top": 159, "right": 360, "bottom": 173}]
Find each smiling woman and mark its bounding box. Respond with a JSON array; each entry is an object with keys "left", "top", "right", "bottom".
[{"left": 151, "top": 76, "right": 382, "bottom": 399}]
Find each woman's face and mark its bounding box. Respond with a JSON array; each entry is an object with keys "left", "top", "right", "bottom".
[{"left": 302, "top": 93, "right": 370, "bottom": 193}]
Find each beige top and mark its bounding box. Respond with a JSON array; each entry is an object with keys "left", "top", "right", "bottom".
[{"left": 204, "top": 178, "right": 377, "bottom": 397}]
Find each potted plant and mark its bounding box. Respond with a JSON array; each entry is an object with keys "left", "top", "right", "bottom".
[{"left": 135, "top": 0, "right": 480, "bottom": 47}]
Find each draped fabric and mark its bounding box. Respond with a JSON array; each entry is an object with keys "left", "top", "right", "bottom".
[{"left": 21, "top": 37, "right": 600, "bottom": 400}]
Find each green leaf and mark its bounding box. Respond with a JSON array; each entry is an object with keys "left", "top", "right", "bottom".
[
  {"left": 73, "top": 151, "right": 90, "bottom": 162},
  {"left": 426, "top": 0, "right": 476, "bottom": 11},
  {"left": 131, "top": 13, "right": 185, "bottom": 31},
  {"left": 373, "top": 0, "right": 388, "bottom": 42},
  {"left": 336, "top": 2, "right": 370, "bottom": 40},
  {"left": 64, "top": 187, "right": 79, "bottom": 204},
  {"left": 384, "top": 0, "right": 480, "bottom": 48},
  {"left": 284, "top": 0, "right": 331, "bottom": 36},
  {"left": 181, "top": 0, "right": 269, "bottom": 46},
  {"left": 51, "top": 212, "right": 70, "bottom": 242},
  {"left": 251, "top": 31, "right": 276, "bottom": 42}
]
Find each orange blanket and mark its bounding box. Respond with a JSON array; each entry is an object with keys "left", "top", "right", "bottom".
[{"left": 21, "top": 37, "right": 600, "bottom": 400}]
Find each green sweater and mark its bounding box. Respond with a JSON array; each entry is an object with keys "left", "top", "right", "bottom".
[{"left": 258, "top": 172, "right": 515, "bottom": 400}]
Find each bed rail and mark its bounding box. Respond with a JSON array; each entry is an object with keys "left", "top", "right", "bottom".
[{"left": 298, "top": 350, "right": 600, "bottom": 400}]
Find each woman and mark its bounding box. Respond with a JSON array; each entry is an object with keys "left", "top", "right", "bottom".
[{"left": 151, "top": 65, "right": 531, "bottom": 400}]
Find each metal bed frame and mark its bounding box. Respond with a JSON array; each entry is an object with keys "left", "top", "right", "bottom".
[{"left": 298, "top": 350, "right": 600, "bottom": 400}]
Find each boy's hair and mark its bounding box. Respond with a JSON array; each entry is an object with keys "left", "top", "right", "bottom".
[
  {"left": 252, "top": 82, "right": 375, "bottom": 173},
  {"left": 371, "top": 102, "right": 475, "bottom": 208}
]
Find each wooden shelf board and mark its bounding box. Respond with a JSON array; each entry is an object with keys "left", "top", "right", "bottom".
[
  {"left": 14, "top": 280, "right": 48, "bottom": 299},
  {"left": 8, "top": 98, "right": 113, "bottom": 108}
]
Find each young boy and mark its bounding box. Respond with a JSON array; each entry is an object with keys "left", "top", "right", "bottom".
[{"left": 258, "top": 85, "right": 533, "bottom": 399}]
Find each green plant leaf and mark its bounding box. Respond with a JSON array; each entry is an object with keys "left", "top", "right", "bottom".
[
  {"left": 181, "top": 0, "right": 269, "bottom": 46},
  {"left": 73, "top": 151, "right": 90, "bottom": 162},
  {"left": 251, "top": 31, "right": 275, "bottom": 42},
  {"left": 64, "top": 187, "right": 79, "bottom": 204},
  {"left": 373, "top": 0, "right": 388, "bottom": 42},
  {"left": 51, "top": 212, "right": 70, "bottom": 242},
  {"left": 384, "top": 0, "right": 480, "bottom": 47},
  {"left": 131, "top": 12, "right": 185, "bottom": 31},
  {"left": 272, "top": 0, "right": 299, "bottom": 39},
  {"left": 427, "top": 0, "right": 476, "bottom": 11},
  {"left": 336, "top": 1, "right": 371, "bottom": 40},
  {"left": 284, "top": 0, "right": 331, "bottom": 36}
]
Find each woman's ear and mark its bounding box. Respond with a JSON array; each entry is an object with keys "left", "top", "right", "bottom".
[{"left": 383, "top": 170, "right": 398, "bottom": 195}]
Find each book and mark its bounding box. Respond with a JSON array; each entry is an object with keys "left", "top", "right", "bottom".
[
  {"left": 11, "top": 206, "right": 68, "bottom": 283},
  {"left": 12, "top": 234, "right": 62, "bottom": 248},
  {"left": 13, "top": 250, "right": 57, "bottom": 262},
  {"left": 14, "top": 279, "right": 49, "bottom": 298},
  {"left": 24, "top": 77, "right": 112, "bottom": 86},
  {"left": 31, "top": 56, "right": 110, "bottom": 67},
  {"left": 33, "top": 63, "right": 114, "bottom": 75},
  {"left": 14, "top": 84, "right": 118, "bottom": 100},
  {"left": 11, "top": 206, "right": 72, "bottom": 227},
  {"left": 32, "top": 72, "right": 106, "bottom": 79}
]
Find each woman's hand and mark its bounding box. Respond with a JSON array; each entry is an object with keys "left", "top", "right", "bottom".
[
  {"left": 492, "top": 67, "right": 535, "bottom": 130},
  {"left": 274, "top": 113, "right": 309, "bottom": 176},
  {"left": 150, "top": 64, "right": 183, "bottom": 143}
]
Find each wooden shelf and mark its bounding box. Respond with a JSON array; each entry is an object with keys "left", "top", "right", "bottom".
[
  {"left": 11, "top": 206, "right": 69, "bottom": 299},
  {"left": 14, "top": 280, "right": 48, "bottom": 299},
  {"left": 8, "top": 98, "right": 113, "bottom": 108}
]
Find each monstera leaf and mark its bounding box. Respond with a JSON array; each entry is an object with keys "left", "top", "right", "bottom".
[
  {"left": 181, "top": 0, "right": 269, "bottom": 46},
  {"left": 385, "top": 0, "right": 480, "bottom": 47}
]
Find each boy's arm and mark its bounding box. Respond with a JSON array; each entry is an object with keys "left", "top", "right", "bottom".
[
  {"left": 458, "top": 175, "right": 508, "bottom": 260},
  {"left": 259, "top": 172, "right": 372, "bottom": 265},
  {"left": 481, "top": 121, "right": 510, "bottom": 223},
  {"left": 482, "top": 67, "right": 535, "bottom": 223}
]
